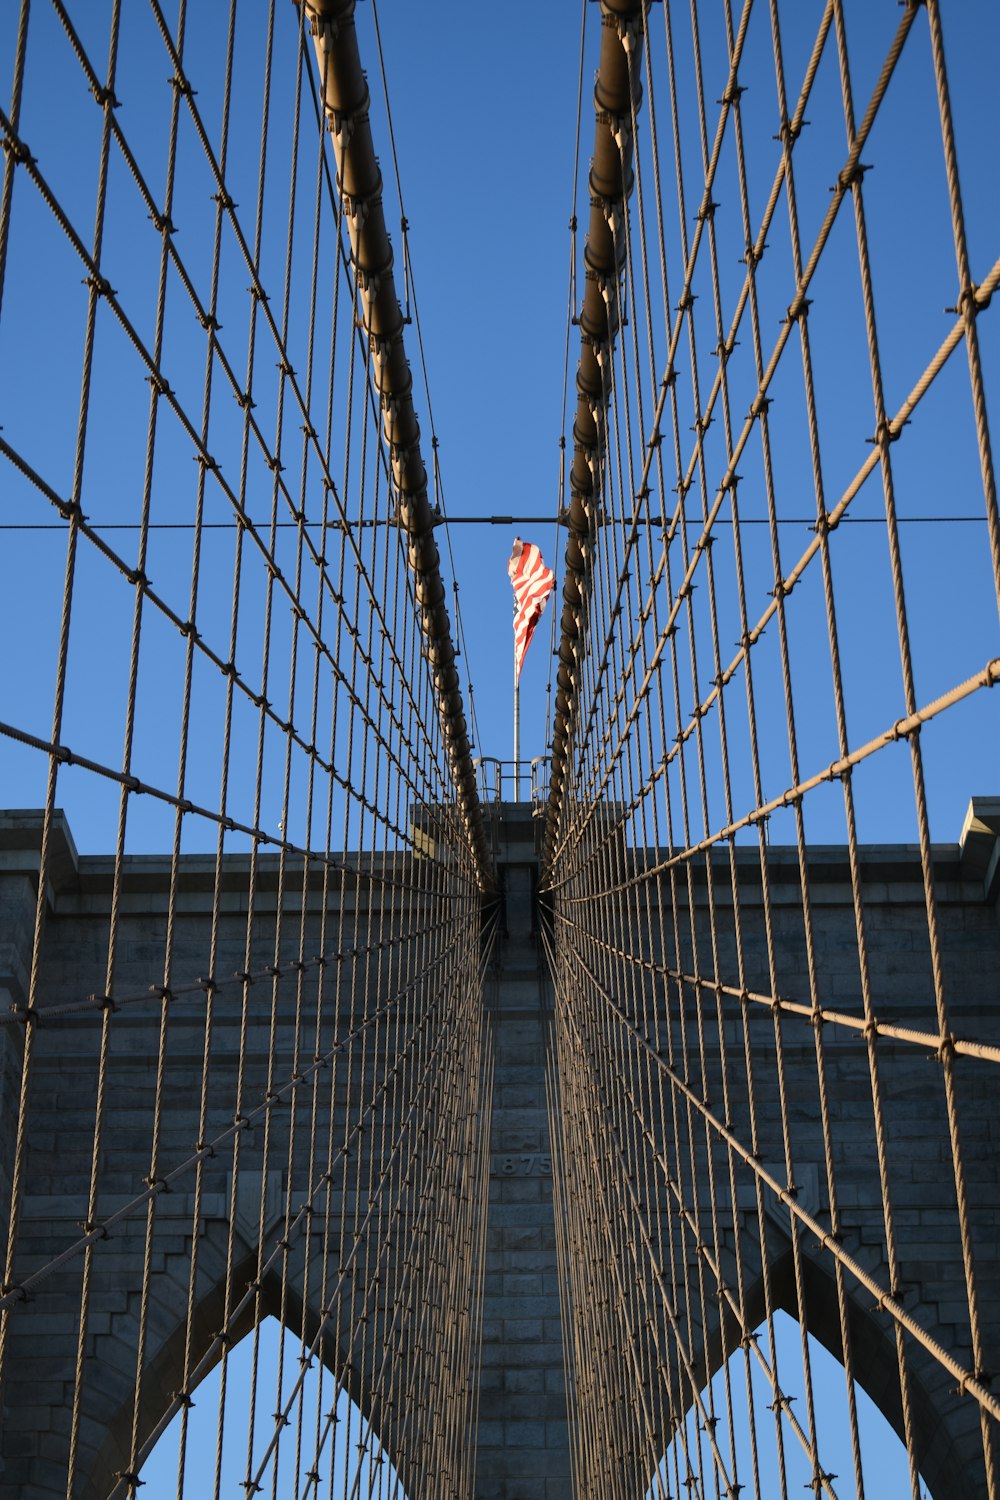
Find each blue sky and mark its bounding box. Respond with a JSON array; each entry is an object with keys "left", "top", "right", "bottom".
[{"left": 0, "top": 0, "right": 997, "bottom": 856}]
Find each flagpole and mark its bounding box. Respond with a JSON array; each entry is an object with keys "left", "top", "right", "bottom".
[{"left": 513, "top": 632, "right": 520, "bottom": 802}]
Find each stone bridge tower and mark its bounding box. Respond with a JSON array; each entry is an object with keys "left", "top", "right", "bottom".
[{"left": 0, "top": 802, "right": 999, "bottom": 1497}]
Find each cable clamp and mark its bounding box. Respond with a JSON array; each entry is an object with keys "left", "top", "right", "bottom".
[
  {"left": 889, "top": 715, "right": 917, "bottom": 743},
  {"left": 114, "top": 1473, "right": 144, "bottom": 1489},
  {"left": 342, "top": 188, "right": 379, "bottom": 229},
  {"left": 616, "top": 15, "right": 642, "bottom": 52},
  {"left": 355, "top": 266, "right": 382, "bottom": 298},
  {"left": 89, "top": 991, "right": 117, "bottom": 1013},
  {"left": 867, "top": 417, "right": 900, "bottom": 448},
  {"left": 1, "top": 134, "right": 33, "bottom": 166},
  {"left": 773, "top": 115, "right": 805, "bottom": 146},
  {"left": 936, "top": 1031, "right": 957, "bottom": 1063},
  {"left": 719, "top": 79, "right": 746, "bottom": 108},
  {"left": 324, "top": 102, "right": 354, "bottom": 145},
  {"left": 837, "top": 160, "right": 871, "bottom": 192},
  {"left": 84, "top": 272, "right": 115, "bottom": 299},
  {"left": 947, "top": 283, "right": 984, "bottom": 319}
]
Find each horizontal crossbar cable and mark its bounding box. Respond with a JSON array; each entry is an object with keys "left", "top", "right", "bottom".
[{"left": 0, "top": 515, "right": 987, "bottom": 531}]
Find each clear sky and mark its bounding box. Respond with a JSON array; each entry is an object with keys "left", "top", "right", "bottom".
[
  {"left": 361, "top": 0, "right": 1000, "bottom": 853},
  {"left": 1, "top": 0, "right": 998, "bottom": 857},
  {"left": 0, "top": 0, "right": 997, "bottom": 861}
]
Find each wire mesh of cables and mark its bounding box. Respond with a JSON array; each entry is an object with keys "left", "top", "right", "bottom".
[
  {"left": 0, "top": 2, "right": 493, "bottom": 1497},
  {"left": 544, "top": 2, "right": 1000, "bottom": 1498}
]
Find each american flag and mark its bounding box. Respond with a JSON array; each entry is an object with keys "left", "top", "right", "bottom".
[{"left": 508, "top": 538, "right": 555, "bottom": 682}]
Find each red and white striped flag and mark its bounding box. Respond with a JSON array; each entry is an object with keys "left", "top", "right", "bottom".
[{"left": 508, "top": 538, "right": 555, "bottom": 683}]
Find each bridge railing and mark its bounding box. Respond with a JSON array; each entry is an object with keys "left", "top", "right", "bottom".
[{"left": 473, "top": 755, "right": 551, "bottom": 813}]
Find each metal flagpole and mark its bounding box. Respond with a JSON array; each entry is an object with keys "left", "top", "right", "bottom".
[{"left": 513, "top": 629, "right": 521, "bottom": 802}]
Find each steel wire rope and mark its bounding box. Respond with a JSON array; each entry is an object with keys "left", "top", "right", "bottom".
[
  {"left": 0, "top": 6, "right": 464, "bottom": 874},
  {"left": 365, "top": 0, "right": 485, "bottom": 767},
  {"left": 0, "top": 2, "right": 488, "bottom": 1500},
  {"left": 0, "top": 0, "right": 125, "bottom": 1401},
  {"left": 554, "top": 920, "right": 1000, "bottom": 1422},
  {"left": 546, "top": 0, "right": 920, "bottom": 874},
  {"left": 110, "top": 910, "right": 495, "bottom": 1499},
  {"left": 544, "top": 1, "right": 1000, "bottom": 1496},
  {"left": 38, "top": 0, "right": 463, "bottom": 825},
  {"left": 545, "top": 902, "right": 839, "bottom": 1498}
]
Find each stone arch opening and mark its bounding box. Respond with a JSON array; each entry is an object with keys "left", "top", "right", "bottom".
[
  {"left": 648, "top": 1307, "right": 926, "bottom": 1500},
  {"left": 80, "top": 1246, "right": 405, "bottom": 1500},
  {"left": 763, "top": 1243, "right": 969, "bottom": 1500},
  {"left": 643, "top": 1226, "right": 982, "bottom": 1500},
  {"left": 135, "top": 1311, "right": 406, "bottom": 1500}
]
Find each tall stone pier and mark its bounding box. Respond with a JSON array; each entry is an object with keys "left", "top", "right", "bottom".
[{"left": 477, "top": 803, "right": 570, "bottom": 1499}]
